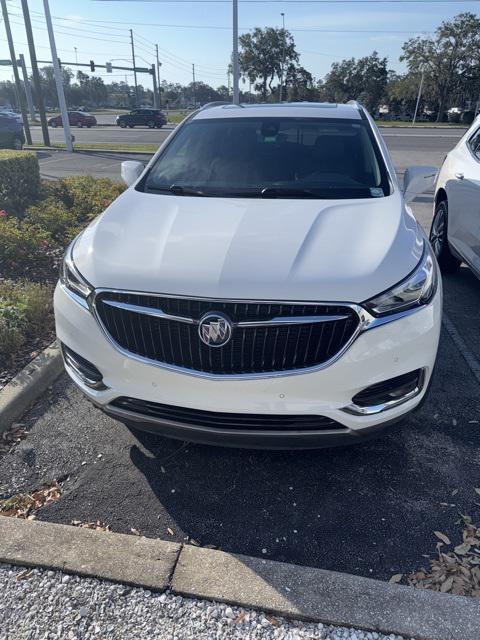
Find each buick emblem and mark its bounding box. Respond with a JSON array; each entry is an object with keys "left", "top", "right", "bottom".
[{"left": 198, "top": 312, "right": 233, "bottom": 347}]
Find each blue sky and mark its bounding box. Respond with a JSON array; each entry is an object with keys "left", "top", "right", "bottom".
[{"left": 1, "top": 0, "right": 479, "bottom": 88}]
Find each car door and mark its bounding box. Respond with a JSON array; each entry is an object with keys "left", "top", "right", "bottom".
[
  {"left": 446, "top": 126, "right": 480, "bottom": 271},
  {"left": 130, "top": 110, "right": 141, "bottom": 125},
  {"left": 0, "top": 114, "right": 9, "bottom": 146}
]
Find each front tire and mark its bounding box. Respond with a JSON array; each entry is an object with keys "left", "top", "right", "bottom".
[
  {"left": 119, "top": 121, "right": 127, "bottom": 128},
  {"left": 50, "top": 121, "right": 57, "bottom": 128},
  {"left": 430, "top": 200, "right": 461, "bottom": 273},
  {"left": 147, "top": 120, "right": 155, "bottom": 129}
]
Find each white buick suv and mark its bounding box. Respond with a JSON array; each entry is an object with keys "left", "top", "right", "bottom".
[{"left": 54, "top": 102, "right": 441, "bottom": 448}]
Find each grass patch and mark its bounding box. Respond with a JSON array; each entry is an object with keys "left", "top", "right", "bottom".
[
  {"left": 27, "top": 142, "right": 157, "bottom": 153},
  {"left": 375, "top": 120, "right": 468, "bottom": 128}
]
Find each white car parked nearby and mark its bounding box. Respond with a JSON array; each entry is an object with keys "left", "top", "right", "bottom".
[
  {"left": 54, "top": 102, "right": 441, "bottom": 449},
  {"left": 430, "top": 116, "right": 480, "bottom": 278}
]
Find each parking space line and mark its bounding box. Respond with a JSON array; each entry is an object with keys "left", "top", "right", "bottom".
[{"left": 443, "top": 313, "right": 480, "bottom": 386}]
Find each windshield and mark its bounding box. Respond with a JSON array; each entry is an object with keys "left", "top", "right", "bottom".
[{"left": 143, "top": 117, "right": 391, "bottom": 199}]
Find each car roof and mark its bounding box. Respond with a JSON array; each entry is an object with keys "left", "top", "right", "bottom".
[{"left": 192, "top": 102, "right": 364, "bottom": 121}]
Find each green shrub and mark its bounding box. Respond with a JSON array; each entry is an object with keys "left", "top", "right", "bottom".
[
  {"left": 0, "top": 281, "right": 53, "bottom": 362},
  {"left": 0, "top": 214, "right": 58, "bottom": 280},
  {"left": 24, "top": 197, "right": 78, "bottom": 244},
  {"left": 44, "top": 175, "right": 125, "bottom": 224},
  {"left": 0, "top": 151, "right": 41, "bottom": 217}
]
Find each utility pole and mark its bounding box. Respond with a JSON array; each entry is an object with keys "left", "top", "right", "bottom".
[
  {"left": 192, "top": 63, "right": 197, "bottom": 108},
  {"left": 151, "top": 64, "right": 158, "bottom": 109},
  {"left": 19, "top": 54, "right": 36, "bottom": 123},
  {"left": 155, "top": 45, "right": 162, "bottom": 106},
  {"left": 43, "top": 0, "right": 72, "bottom": 152},
  {"left": 279, "top": 12, "right": 286, "bottom": 103},
  {"left": 0, "top": 0, "right": 32, "bottom": 144},
  {"left": 227, "top": 70, "right": 231, "bottom": 95},
  {"left": 130, "top": 29, "right": 139, "bottom": 106},
  {"left": 412, "top": 68, "right": 425, "bottom": 126},
  {"left": 21, "top": 0, "right": 50, "bottom": 146},
  {"left": 232, "top": 0, "right": 239, "bottom": 104}
]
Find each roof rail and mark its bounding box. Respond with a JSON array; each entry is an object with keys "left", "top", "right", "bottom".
[{"left": 199, "top": 101, "right": 233, "bottom": 111}]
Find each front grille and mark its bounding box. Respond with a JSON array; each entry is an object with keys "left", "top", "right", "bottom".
[
  {"left": 110, "top": 396, "right": 344, "bottom": 431},
  {"left": 95, "top": 291, "right": 360, "bottom": 375}
]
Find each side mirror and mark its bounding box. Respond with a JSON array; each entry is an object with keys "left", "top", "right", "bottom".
[
  {"left": 121, "top": 160, "right": 145, "bottom": 187},
  {"left": 403, "top": 166, "right": 437, "bottom": 204}
]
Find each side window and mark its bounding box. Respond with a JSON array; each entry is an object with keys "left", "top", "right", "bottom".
[{"left": 468, "top": 129, "right": 480, "bottom": 162}]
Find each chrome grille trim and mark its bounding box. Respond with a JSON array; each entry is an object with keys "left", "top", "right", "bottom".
[
  {"left": 89, "top": 288, "right": 374, "bottom": 380},
  {"left": 101, "top": 298, "right": 349, "bottom": 328}
]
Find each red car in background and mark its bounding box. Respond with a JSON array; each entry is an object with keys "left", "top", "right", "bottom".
[{"left": 48, "top": 111, "right": 97, "bottom": 128}]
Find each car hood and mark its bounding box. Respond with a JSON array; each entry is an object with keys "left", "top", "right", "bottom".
[{"left": 73, "top": 188, "right": 423, "bottom": 303}]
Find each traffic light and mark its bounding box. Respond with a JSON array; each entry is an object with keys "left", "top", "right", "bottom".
[
  {"left": 90, "top": 60, "right": 95, "bottom": 72},
  {"left": 106, "top": 62, "right": 113, "bottom": 73}
]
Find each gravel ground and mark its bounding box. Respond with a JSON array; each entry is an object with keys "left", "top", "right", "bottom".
[{"left": 0, "top": 563, "right": 409, "bottom": 640}]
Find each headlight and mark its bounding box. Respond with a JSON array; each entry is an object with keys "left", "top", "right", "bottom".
[
  {"left": 60, "top": 239, "right": 93, "bottom": 301},
  {"left": 363, "top": 242, "right": 437, "bottom": 317}
]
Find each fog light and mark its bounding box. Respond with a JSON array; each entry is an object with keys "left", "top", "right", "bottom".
[
  {"left": 342, "top": 369, "right": 425, "bottom": 416},
  {"left": 61, "top": 343, "right": 107, "bottom": 390}
]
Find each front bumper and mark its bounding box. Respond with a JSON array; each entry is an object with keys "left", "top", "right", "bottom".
[{"left": 54, "top": 283, "right": 442, "bottom": 448}]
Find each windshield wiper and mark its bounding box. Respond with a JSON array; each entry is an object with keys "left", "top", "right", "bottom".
[
  {"left": 147, "top": 184, "right": 209, "bottom": 197},
  {"left": 260, "top": 187, "right": 317, "bottom": 199}
]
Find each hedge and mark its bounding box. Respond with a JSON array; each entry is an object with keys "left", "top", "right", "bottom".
[{"left": 0, "top": 151, "right": 41, "bottom": 217}]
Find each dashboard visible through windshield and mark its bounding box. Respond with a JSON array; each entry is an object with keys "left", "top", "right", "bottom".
[{"left": 143, "top": 117, "right": 391, "bottom": 199}]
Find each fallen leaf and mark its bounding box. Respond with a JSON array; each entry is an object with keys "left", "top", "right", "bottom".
[
  {"left": 440, "top": 576, "right": 454, "bottom": 593},
  {"left": 389, "top": 574, "right": 403, "bottom": 584},
  {"left": 266, "top": 615, "right": 280, "bottom": 626},
  {"left": 16, "top": 569, "right": 32, "bottom": 581},
  {"left": 167, "top": 527, "right": 174, "bottom": 536},
  {"left": 434, "top": 531, "right": 451, "bottom": 545},
  {"left": 234, "top": 612, "right": 246, "bottom": 624},
  {"left": 455, "top": 543, "right": 471, "bottom": 555},
  {"left": 130, "top": 528, "right": 141, "bottom": 536}
]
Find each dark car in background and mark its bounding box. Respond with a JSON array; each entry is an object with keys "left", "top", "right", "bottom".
[
  {"left": 48, "top": 111, "right": 97, "bottom": 128},
  {"left": 116, "top": 109, "right": 167, "bottom": 129},
  {"left": 0, "top": 112, "right": 25, "bottom": 150}
]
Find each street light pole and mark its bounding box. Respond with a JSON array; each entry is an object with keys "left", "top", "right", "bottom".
[
  {"left": 412, "top": 68, "right": 425, "bottom": 126},
  {"left": 43, "top": 0, "right": 72, "bottom": 151},
  {"left": 0, "top": 0, "right": 32, "bottom": 144},
  {"left": 279, "top": 12, "right": 286, "bottom": 103},
  {"left": 21, "top": 0, "right": 49, "bottom": 146},
  {"left": 130, "top": 29, "right": 139, "bottom": 106},
  {"left": 232, "top": 0, "right": 239, "bottom": 104},
  {"left": 155, "top": 45, "right": 162, "bottom": 106},
  {"left": 192, "top": 63, "right": 197, "bottom": 108}
]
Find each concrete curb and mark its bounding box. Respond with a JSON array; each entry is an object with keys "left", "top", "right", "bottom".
[
  {"left": 0, "top": 341, "right": 63, "bottom": 434},
  {"left": 1, "top": 517, "right": 479, "bottom": 640}
]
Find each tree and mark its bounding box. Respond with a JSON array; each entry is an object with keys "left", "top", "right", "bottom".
[
  {"left": 401, "top": 12, "right": 480, "bottom": 121},
  {"left": 285, "top": 64, "right": 316, "bottom": 102},
  {"left": 321, "top": 52, "right": 390, "bottom": 113},
  {"left": 239, "top": 27, "right": 299, "bottom": 100},
  {"left": 36, "top": 65, "right": 73, "bottom": 107}
]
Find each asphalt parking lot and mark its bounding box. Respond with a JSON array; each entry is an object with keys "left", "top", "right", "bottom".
[{"left": 1, "top": 128, "right": 479, "bottom": 583}]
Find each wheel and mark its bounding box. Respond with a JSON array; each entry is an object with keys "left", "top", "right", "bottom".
[
  {"left": 119, "top": 121, "right": 127, "bottom": 128},
  {"left": 77, "top": 122, "right": 83, "bottom": 128},
  {"left": 50, "top": 121, "right": 57, "bottom": 128},
  {"left": 11, "top": 136, "right": 23, "bottom": 151},
  {"left": 87, "top": 125, "right": 92, "bottom": 128},
  {"left": 128, "top": 125, "right": 134, "bottom": 128},
  {"left": 147, "top": 121, "right": 155, "bottom": 129},
  {"left": 430, "top": 200, "right": 461, "bottom": 273}
]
